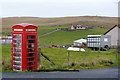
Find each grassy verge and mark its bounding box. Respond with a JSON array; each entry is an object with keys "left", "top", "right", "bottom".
[
  {"left": 2, "top": 45, "right": 12, "bottom": 72},
  {"left": 2, "top": 45, "right": 118, "bottom": 72},
  {"left": 39, "top": 48, "right": 117, "bottom": 70}
]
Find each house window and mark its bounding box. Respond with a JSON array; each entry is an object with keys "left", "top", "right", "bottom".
[{"left": 74, "top": 27, "right": 77, "bottom": 29}]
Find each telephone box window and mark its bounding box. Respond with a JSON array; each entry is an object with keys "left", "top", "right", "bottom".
[
  {"left": 15, "top": 49, "right": 21, "bottom": 52},
  {"left": 28, "top": 49, "right": 35, "bottom": 52},
  {"left": 14, "top": 35, "right": 21, "bottom": 39},
  {"left": 14, "top": 53, "right": 21, "bottom": 57},
  {"left": 14, "top": 57, "right": 21, "bottom": 61},
  {"left": 14, "top": 62, "right": 21, "bottom": 65},
  {"left": 27, "top": 62, "right": 34, "bottom": 65},
  {"left": 28, "top": 44, "right": 35, "bottom": 48},
  {"left": 14, "top": 67, "right": 21, "bottom": 70},
  {"left": 28, "top": 40, "right": 35, "bottom": 43},
  {"left": 27, "top": 67, "right": 34, "bottom": 71},
  {"left": 14, "top": 44, "right": 21, "bottom": 48},
  {"left": 27, "top": 35, "right": 36, "bottom": 39},
  {"left": 27, "top": 58, "right": 34, "bottom": 61},
  {"left": 28, "top": 53, "right": 35, "bottom": 57},
  {"left": 14, "top": 40, "right": 21, "bottom": 43}
]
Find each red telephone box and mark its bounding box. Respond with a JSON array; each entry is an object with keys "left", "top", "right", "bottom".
[{"left": 12, "top": 23, "right": 38, "bottom": 71}]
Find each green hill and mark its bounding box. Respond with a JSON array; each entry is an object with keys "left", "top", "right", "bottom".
[
  {"left": 2, "top": 16, "right": 117, "bottom": 33},
  {"left": 39, "top": 27, "right": 109, "bottom": 46}
]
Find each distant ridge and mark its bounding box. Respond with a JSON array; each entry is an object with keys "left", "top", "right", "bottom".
[{"left": 2, "top": 16, "right": 117, "bottom": 28}]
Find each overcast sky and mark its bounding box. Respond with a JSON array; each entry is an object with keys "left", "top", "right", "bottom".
[{"left": 0, "top": 0, "right": 119, "bottom": 18}]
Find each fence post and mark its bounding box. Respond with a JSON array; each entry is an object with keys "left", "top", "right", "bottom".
[
  {"left": 98, "top": 44, "right": 101, "bottom": 58},
  {"left": 84, "top": 49, "right": 86, "bottom": 61},
  {"left": 67, "top": 51, "right": 70, "bottom": 65},
  {"left": 117, "top": 40, "right": 119, "bottom": 66},
  {"left": 38, "top": 48, "right": 42, "bottom": 67}
]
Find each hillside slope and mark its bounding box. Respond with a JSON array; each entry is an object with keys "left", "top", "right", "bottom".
[{"left": 2, "top": 16, "right": 117, "bottom": 29}]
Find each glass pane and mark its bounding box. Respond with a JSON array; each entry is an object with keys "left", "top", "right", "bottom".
[
  {"left": 14, "top": 67, "right": 21, "bottom": 70},
  {"left": 27, "top": 58, "right": 34, "bottom": 61},
  {"left": 27, "top": 62, "right": 35, "bottom": 65},
  {"left": 14, "top": 57, "right": 21, "bottom": 61},
  {"left": 14, "top": 49, "right": 21, "bottom": 52},
  {"left": 27, "top": 53, "right": 35, "bottom": 57},
  {"left": 28, "top": 44, "right": 35, "bottom": 48},
  {"left": 27, "top": 67, "right": 34, "bottom": 70},
  {"left": 28, "top": 40, "right": 35, "bottom": 43},
  {"left": 14, "top": 40, "right": 21, "bottom": 43},
  {"left": 14, "top": 44, "right": 21, "bottom": 48},
  {"left": 14, "top": 35, "right": 21, "bottom": 39},
  {"left": 14, "top": 62, "right": 21, "bottom": 65},
  {"left": 28, "top": 49, "right": 35, "bottom": 52},
  {"left": 27, "top": 35, "right": 36, "bottom": 39},
  {"left": 14, "top": 53, "right": 21, "bottom": 57}
]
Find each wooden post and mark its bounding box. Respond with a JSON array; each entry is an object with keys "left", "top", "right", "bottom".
[
  {"left": 67, "top": 51, "right": 70, "bottom": 65},
  {"left": 38, "top": 48, "right": 42, "bottom": 67},
  {"left": 97, "top": 36, "right": 101, "bottom": 58},
  {"left": 84, "top": 49, "right": 86, "bottom": 61},
  {"left": 116, "top": 40, "right": 119, "bottom": 65}
]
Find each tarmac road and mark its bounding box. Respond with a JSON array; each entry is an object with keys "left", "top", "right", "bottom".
[{"left": 2, "top": 67, "right": 119, "bottom": 78}]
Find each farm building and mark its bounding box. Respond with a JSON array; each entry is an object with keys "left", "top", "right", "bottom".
[
  {"left": 70, "top": 24, "right": 87, "bottom": 30},
  {"left": 0, "top": 35, "right": 12, "bottom": 45},
  {"left": 73, "top": 39, "right": 87, "bottom": 47},
  {"left": 104, "top": 25, "right": 119, "bottom": 48}
]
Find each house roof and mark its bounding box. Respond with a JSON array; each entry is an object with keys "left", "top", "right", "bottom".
[
  {"left": 74, "top": 39, "right": 87, "bottom": 43},
  {"left": 72, "top": 23, "right": 86, "bottom": 27},
  {"left": 104, "top": 25, "right": 118, "bottom": 35}
]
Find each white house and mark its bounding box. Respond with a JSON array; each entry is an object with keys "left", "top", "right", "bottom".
[
  {"left": 71, "top": 24, "right": 87, "bottom": 30},
  {"left": 104, "top": 25, "right": 119, "bottom": 48}
]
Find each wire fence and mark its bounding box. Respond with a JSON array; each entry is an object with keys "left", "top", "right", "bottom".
[{"left": 38, "top": 48, "right": 117, "bottom": 70}]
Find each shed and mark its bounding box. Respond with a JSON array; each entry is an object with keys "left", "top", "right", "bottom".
[
  {"left": 74, "top": 39, "right": 87, "bottom": 47},
  {"left": 104, "top": 25, "right": 119, "bottom": 48}
]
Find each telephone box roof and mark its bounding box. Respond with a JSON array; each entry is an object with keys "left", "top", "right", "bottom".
[{"left": 15, "top": 23, "right": 34, "bottom": 27}]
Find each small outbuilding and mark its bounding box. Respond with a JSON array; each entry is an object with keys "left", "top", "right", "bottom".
[
  {"left": 104, "top": 25, "right": 119, "bottom": 48},
  {"left": 73, "top": 39, "right": 87, "bottom": 47}
]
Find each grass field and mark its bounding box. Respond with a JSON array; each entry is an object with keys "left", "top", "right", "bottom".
[
  {"left": 39, "top": 27, "right": 109, "bottom": 45},
  {"left": 39, "top": 48, "right": 118, "bottom": 70},
  {"left": 2, "top": 45, "right": 118, "bottom": 72}
]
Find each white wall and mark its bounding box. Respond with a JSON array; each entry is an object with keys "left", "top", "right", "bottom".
[{"left": 106, "top": 27, "right": 119, "bottom": 46}]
